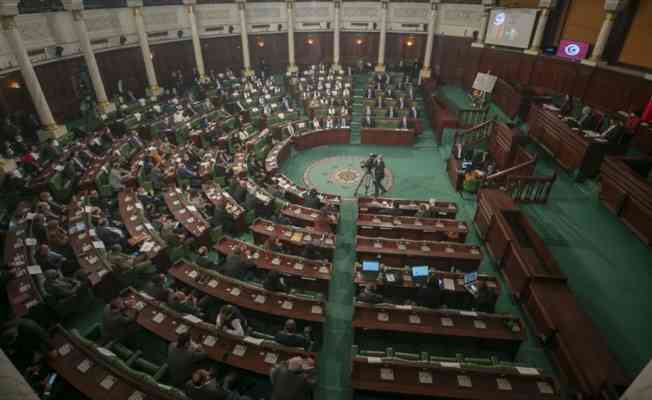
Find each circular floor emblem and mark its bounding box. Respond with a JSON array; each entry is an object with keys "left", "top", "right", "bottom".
[
  {"left": 332, "top": 167, "right": 363, "bottom": 186},
  {"left": 302, "top": 155, "right": 394, "bottom": 198}
]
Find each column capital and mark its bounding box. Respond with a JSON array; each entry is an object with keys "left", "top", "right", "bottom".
[
  {"left": 286, "top": 0, "right": 294, "bottom": 8},
  {"left": 333, "top": 0, "right": 341, "bottom": 8},
  {"left": 604, "top": 0, "right": 626, "bottom": 12},
  {"left": 182, "top": 0, "right": 197, "bottom": 5},
  {"left": 1, "top": 14, "right": 16, "bottom": 30},
  {"left": 71, "top": 9, "right": 83, "bottom": 21},
  {"left": 538, "top": 0, "right": 557, "bottom": 8},
  {"left": 126, "top": 0, "right": 143, "bottom": 7},
  {"left": 236, "top": 0, "right": 246, "bottom": 10},
  {"left": 430, "top": 0, "right": 441, "bottom": 10},
  {"left": 0, "top": 1, "right": 18, "bottom": 17},
  {"left": 380, "top": 0, "right": 389, "bottom": 9},
  {"left": 61, "top": 0, "right": 83, "bottom": 11}
]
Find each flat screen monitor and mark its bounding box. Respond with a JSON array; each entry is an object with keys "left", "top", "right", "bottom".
[
  {"left": 464, "top": 271, "right": 478, "bottom": 285},
  {"left": 556, "top": 39, "right": 590, "bottom": 61},
  {"left": 362, "top": 260, "right": 380, "bottom": 272},
  {"left": 485, "top": 8, "right": 538, "bottom": 49},
  {"left": 411, "top": 266, "right": 429, "bottom": 278}
]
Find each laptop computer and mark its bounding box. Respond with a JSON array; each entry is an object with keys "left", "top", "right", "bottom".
[
  {"left": 411, "top": 265, "right": 430, "bottom": 285},
  {"left": 361, "top": 260, "right": 380, "bottom": 281},
  {"left": 464, "top": 271, "right": 478, "bottom": 295}
]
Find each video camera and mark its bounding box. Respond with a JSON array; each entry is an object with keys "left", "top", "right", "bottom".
[{"left": 361, "top": 153, "right": 378, "bottom": 171}]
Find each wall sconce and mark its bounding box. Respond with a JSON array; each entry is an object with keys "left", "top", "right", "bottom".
[
  {"left": 356, "top": 38, "right": 364, "bottom": 45},
  {"left": 177, "top": 30, "right": 184, "bottom": 39},
  {"left": 257, "top": 38, "right": 265, "bottom": 48},
  {"left": 405, "top": 37, "right": 415, "bottom": 47},
  {"left": 119, "top": 35, "right": 127, "bottom": 45},
  {"left": 306, "top": 37, "right": 315, "bottom": 45},
  {"left": 54, "top": 46, "right": 64, "bottom": 57},
  {"left": 8, "top": 80, "right": 21, "bottom": 89}
]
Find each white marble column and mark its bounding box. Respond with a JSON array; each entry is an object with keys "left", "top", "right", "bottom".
[
  {"left": 237, "top": 0, "right": 253, "bottom": 76},
  {"left": 286, "top": 0, "right": 297, "bottom": 73},
  {"left": 128, "top": 0, "right": 161, "bottom": 96},
  {"left": 0, "top": 15, "right": 66, "bottom": 139},
  {"left": 333, "top": 0, "right": 341, "bottom": 69},
  {"left": 419, "top": 0, "right": 440, "bottom": 80},
  {"left": 375, "top": 0, "right": 388, "bottom": 72},
  {"left": 525, "top": 5, "right": 551, "bottom": 55},
  {"left": 184, "top": 0, "right": 206, "bottom": 80},
  {"left": 70, "top": 9, "right": 113, "bottom": 113},
  {"left": 473, "top": 0, "right": 495, "bottom": 48},
  {"left": 586, "top": 10, "right": 616, "bottom": 64}
]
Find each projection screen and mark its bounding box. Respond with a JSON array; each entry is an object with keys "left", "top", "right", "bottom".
[{"left": 485, "top": 8, "right": 538, "bottom": 49}]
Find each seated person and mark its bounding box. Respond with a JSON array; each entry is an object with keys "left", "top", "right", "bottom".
[
  {"left": 42, "top": 270, "right": 87, "bottom": 303},
  {"left": 219, "top": 247, "right": 254, "bottom": 279},
  {"left": 274, "top": 319, "right": 312, "bottom": 349},
  {"left": 215, "top": 305, "right": 248, "bottom": 337},
  {"left": 357, "top": 284, "right": 384, "bottom": 304},
  {"left": 0, "top": 318, "right": 53, "bottom": 370},
  {"left": 311, "top": 208, "right": 333, "bottom": 235},
  {"left": 169, "top": 290, "right": 206, "bottom": 318},
  {"left": 474, "top": 280, "right": 496, "bottom": 313},
  {"left": 303, "top": 189, "right": 321, "bottom": 210},
  {"left": 195, "top": 246, "right": 218, "bottom": 270},
  {"left": 270, "top": 356, "right": 316, "bottom": 400},
  {"left": 107, "top": 244, "right": 153, "bottom": 275},
  {"left": 168, "top": 332, "right": 208, "bottom": 387},
  {"left": 96, "top": 218, "right": 129, "bottom": 249},
  {"left": 142, "top": 273, "right": 172, "bottom": 302},
  {"left": 270, "top": 211, "right": 292, "bottom": 227},
  {"left": 101, "top": 297, "right": 138, "bottom": 344},
  {"left": 263, "top": 271, "right": 288, "bottom": 293},
  {"left": 39, "top": 192, "right": 66, "bottom": 214},
  {"left": 414, "top": 204, "right": 431, "bottom": 219},
  {"left": 185, "top": 368, "right": 252, "bottom": 400},
  {"left": 362, "top": 115, "right": 374, "bottom": 128},
  {"left": 36, "top": 244, "right": 68, "bottom": 272},
  {"left": 416, "top": 274, "right": 442, "bottom": 309}
]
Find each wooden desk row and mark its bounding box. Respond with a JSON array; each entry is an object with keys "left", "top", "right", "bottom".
[
  {"left": 361, "top": 128, "right": 415, "bottom": 146},
  {"left": 215, "top": 237, "right": 331, "bottom": 293},
  {"left": 353, "top": 266, "right": 500, "bottom": 307},
  {"left": 169, "top": 262, "right": 325, "bottom": 323},
  {"left": 79, "top": 137, "right": 130, "bottom": 190},
  {"left": 118, "top": 191, "right": 166, "bottom": 259},
  {"left": 526, "top": 103, "right": 624, "bottom": 179},
  {"left": 126, "top": 288, "right": 315, "bottom": 376},
  {"left": 281, "top": 203, "right": 339, "bottom": 229},
  {"left": 356, "top": 236, "right": 483, "bottom": 272},
  {"left": 352, "top": 356, "right": 559, "bottom": 399},
  {"left": 599, "top": 156, "right": 652, "bottom": 246},
  {"left": 474, "top": 189, "right": 629, "bottom": 398},
  {"left": 270, "top": 175, "right": 341, "bottom": 209},
  {"left": 67, "top": 197, "right": 113, "bottom": 287},
  {"left": 202, "top": 182, "right": 246, "bottom": 232},
  {"left": 357, "top": 213, "right": 468, "bottom": 242},
  {"left": 265, "top": 138, "right": 291, "bottom": 175},
  {"left": 358, "top": 196, "right": 458, "bottom": 219},
  {"left": 163, "top": 187, "right": 210, "bottom": 240},
  {"left": 250, "top": 218, "right": 336, "bottom": 260},
  {"left": 353, "top": 303, "right": 524, "bottom": 357},
  {"left": 292, "top": 128, "right": 351, "bottom": 151},
  {"left": 3, "top": 204, "right": 44, "bottom": 317},
  {"left": 49, "top": 326, "right": 186, "bottom": 400}
]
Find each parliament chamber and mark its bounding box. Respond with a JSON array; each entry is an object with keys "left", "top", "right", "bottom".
[{"left": 1, "top": 1, "right": 652, "bottom": 400}]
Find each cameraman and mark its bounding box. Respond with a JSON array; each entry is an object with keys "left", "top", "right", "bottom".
[{"left": 373, "top": 155, "right": 387, "bottom": 197}]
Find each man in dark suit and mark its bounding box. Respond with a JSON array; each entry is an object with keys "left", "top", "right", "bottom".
[
  {"left": 373, "top": 155, "right": 387, "bottom": 196},
  {"left": 270, "top": 356, "right": 316, "bottom": 400},
  {"left": 274, "top": 319, "right": 312, "bottom": 349},
  {"left": 362, "top": 115, "right": 374, "bottom": 128},
  {"left": 167, "top": 332, "right": 208, "bottom": 387}
]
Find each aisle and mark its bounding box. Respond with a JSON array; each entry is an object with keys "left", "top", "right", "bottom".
[{"left": 317, "top": 200, "right": 357, "bottom": 400}]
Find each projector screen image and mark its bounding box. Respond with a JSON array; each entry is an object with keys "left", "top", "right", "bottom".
[{"left": 485, "top": 8, "right": 538, "bottom": 49}]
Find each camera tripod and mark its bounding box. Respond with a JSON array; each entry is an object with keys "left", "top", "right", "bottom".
[{"left": 354, "top": 168, "right": 376, "bottom": 197}]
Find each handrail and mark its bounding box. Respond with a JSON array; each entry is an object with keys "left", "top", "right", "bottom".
[
  {"left": 505, "top": 173, "right": 557, "bottom": 203},
  {"left": 452, "top": 119, "right": 495, "bottom": 149},
  {"left": 484, "top": 152, "right": 538, "bottom": 186}
]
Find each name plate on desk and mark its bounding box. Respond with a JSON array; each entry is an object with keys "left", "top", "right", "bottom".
[
  {"left": 272, "top": 258, "right": 281, "bottom": 265},
  {"left": 152, "top": 313, "right": 166, "bottom": 324},
  {"left": 232, "top": 344, "right": 247, "bottom": 357},
  {"left": 229, "top": 287, "right": 241, "bottom": 297},
  {"left": 374, "top": 242, "right": 383, "bottom": 249},
  {"left": 128, "top": 392, "right": 144, "bottom": 400},
  {"left": 254, "top": 295, "right": 267, "bottom": 304},
  {"left": 409, "top": 315, "right": 421, "bottom": 324},
  {"left": 203, "top": 335, "right": 217, "bottom": 347},
  {"left": 537, "top": 382, "right": 554, "bottom": 395},
  {"left": 473, "top": 320, "right": 487, "bottom": 329},
  {"left": 418, "top": 371, "right": 433, "bottom": 384},
  {"left": 377, "top": 312, "right": 390, "bottom": 322},
  {"left": 380, "top": 368, "right": 395, "bottom": 381},
  {"left": 497, "top": 378, "right": 512, "bottom": 391},
  {"left": 58, "top": 343, "right": 72, "bottom": 357},
  {"left": 515, "top": 367, "right": 539, "bottom": 376},
  {"left": 421, "top": 246, "right": 431, "bottom": 252},
  {"left": 311, "top": 305, "right": 323, "bottom": 314},
  {"left": 457, "top": 375, "right": 472, "bottom": 388},
  {"left": 175, "top": 324, "right": 189, "bottom": 335},
  {"left": 281, "top": 301, "right": 294, "bottom": 310},
  {"left": 76, "top": 359, "right": 93, "bottom": 373},
  {"left": 294, "top": 263, "right": 304, "bottom": 271},
  {"left": 440, "top": 317, "right": 454, "bottom": 327},
  {"left": 264, "top": 352, "right": 279, "bottom": 364},
  {"left": 100, "top": 375, "right": 117, "bottom": 390},
  {"left": 208, "top": 280, "right": 218, "bottom": 288}
]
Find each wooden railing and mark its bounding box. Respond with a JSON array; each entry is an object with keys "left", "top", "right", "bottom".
[
  {"left": 490, "top": 173, "right": 557, "bottom": 204},
  {"left": 459, "top": 106, "right": 490, "bottom": 127},
  {"left": 482, "top": 151, "right": 538, "bottom": 188},
  {"left": 452, "top": 119, "right": 494, "bottom": 149}
]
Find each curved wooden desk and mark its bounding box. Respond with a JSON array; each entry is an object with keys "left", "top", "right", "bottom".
[
  {"left": 357, "top": 213, "right": 468, "bottom": 242},
  {"left": 361, "top": 128, "right": 415, "bottom": 146},
  {"left": 292, "top": 128, "right": 351, "bottom": 150},
  {"left": 356, "top": 236, "right": 482, "bottom": 272},
  {"left": 250, "top": 218, "right": 336, "bottom": 260},
  {"left": 358, "top": 197, "right": 458, "bottom": 219},
  {"left": 163, "top": 188, "right": 209, "bottom": 240}
]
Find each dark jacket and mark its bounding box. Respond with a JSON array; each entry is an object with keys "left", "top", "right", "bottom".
[
  {"left": 270, "top": 364, "right": 315, "bottom": 400},
  {"left": 167, "top": 343, "right": 208, "bottom": 387}
]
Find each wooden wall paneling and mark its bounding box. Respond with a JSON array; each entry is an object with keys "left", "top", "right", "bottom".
[
  {"left": 36, "top": 58, "right": 84, "bottom": 122},
  {"left": 340, "top": 32, "right": 379, "bottom": 67},
  {"left": 626, "top": 79, "right": 652, "bottom": 114},
  {"left": 518, "top": 54, "right": 535, "bottom": 86},
  {"left": 384, "top": 33, "right": 425, "bottom": 66},
  {"left": 248, "top": 33, "right": 288, "bottom": 74},
  {"left": 0, "top": 71, "right": 35, "bottom": 118},
  {"left": 203, "top": 36, "right": 243, "bottom": 74},
  {"left": 529, "top": 57, "right": 578, "bottom": 95},
  {"left": 583, "top": 68, "right": 643, "bottom": 113},
  {"left": 462, "top": 45, "right": 482, "bottom": 90},
  {"left": 150, "top": 40, "right": 196, "bottom": 90},
  {"left": 560, "top": 0, "right": 605, "bottom": 45},
  {"left": 569, "top": 64, "right": 593, "bottom": 104},
  {"left": 295, "top": 32, "right": 332, "bottom": 67},
  {"left": 96, "top": 47, "right": 147, "bottom": 99},
  {"left": 619, "top": 0, "right": 652, "bottom": 70}
]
